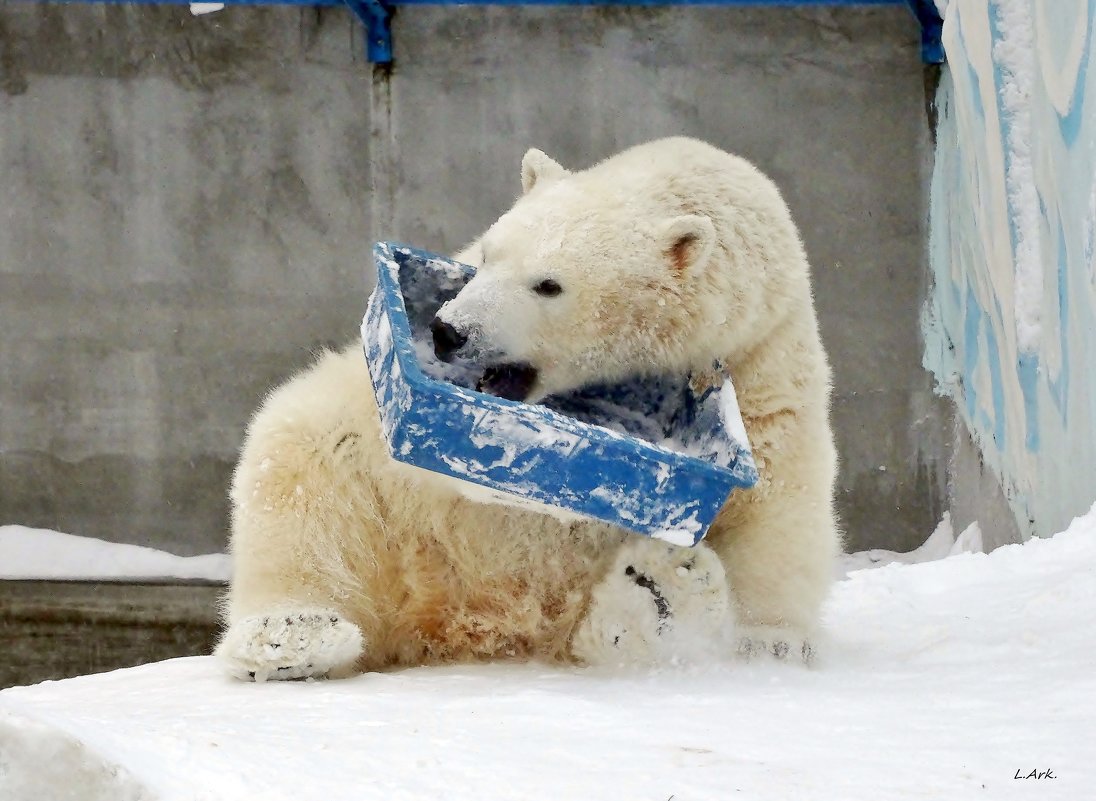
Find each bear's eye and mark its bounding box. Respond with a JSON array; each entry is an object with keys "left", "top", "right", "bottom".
[{"left": 532, "top": 279, "right": 563, "bottom": 298}]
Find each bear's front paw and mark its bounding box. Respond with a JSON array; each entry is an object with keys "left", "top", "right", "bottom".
[
  {"left": 736, "top": 624, "right": 815, "bottom": 665},
  {"left": 215, "top": 608, "right": 364, "bottom": 682},
  {"left": 572, "top": 538, "right": 730, "bottom": 666}
]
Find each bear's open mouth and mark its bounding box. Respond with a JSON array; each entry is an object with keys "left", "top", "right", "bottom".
[{"left": 476, "top": 362, "right": 539, "bottom": 403}]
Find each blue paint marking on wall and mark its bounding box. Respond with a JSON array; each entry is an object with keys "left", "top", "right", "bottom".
[
  {"left": 954, "top": 3, "right": 984, "bottom": 118},
  {"left": 1017, "top": 352, "right": 1040, "bottom": 452},
  {"left": 1053, "top": 0, "right": 1093, "bottom": 147},
  {"left": 1049, "top": 220, "right": 1071, "bottom": 421},
  {"left": 983, "top": 310, "right": 1006, "bottom": 448},
  {"left": 925, "top": 0, "right": 1096, "bottom": 540},
  {"left": 962, "top": 285, "right": 982, "bottom": 425}
]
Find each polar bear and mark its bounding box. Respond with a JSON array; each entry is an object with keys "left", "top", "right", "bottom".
[{"left": 215, "top": 137, "right": 840, "bottom": 680}]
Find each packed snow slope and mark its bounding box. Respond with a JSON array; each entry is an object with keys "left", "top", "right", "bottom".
[{"left": 1, "top": 506, "right": 1094, "bottom": 801}]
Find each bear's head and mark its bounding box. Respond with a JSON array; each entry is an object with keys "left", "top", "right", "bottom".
[{"left": 432, "top": 146, "right": 777, "bottom": 403}]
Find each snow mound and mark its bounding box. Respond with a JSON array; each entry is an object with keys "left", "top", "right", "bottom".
[
  {"left": 836, "top": 511, "right": 983, "bottom": 577},
  {"left": 1, "top": 504, "right": 1093, "bottom": 800},
  {"left": 0, "top": 713, "right": 146, "bottom": 801},
  {"left": 0, "top": 525, "right": 231, "bottom": 582}
]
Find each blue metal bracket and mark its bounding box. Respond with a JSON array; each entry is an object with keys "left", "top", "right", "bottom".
[
  {"left": 367, "top": 0, "right": 945, "bottom": 66},
  {"left": 343, "top": 0, "right": 393, "bottom": 64},
  {"left": 904, "top": 0, "right": 945, "bottom": 64},
  {"left": 20, "top": 0, "right": 945, "bottom": 67}
]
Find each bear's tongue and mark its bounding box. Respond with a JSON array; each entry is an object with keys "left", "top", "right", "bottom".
[{"left": 476, "top": 363, "right": 539, "bottom": 403}]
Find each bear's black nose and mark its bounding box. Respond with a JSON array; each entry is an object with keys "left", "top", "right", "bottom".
[{"left": 430, "top": 317, "right": 468, "bottom": 363}]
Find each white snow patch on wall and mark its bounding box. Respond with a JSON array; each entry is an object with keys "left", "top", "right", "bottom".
[{"left": 993, "top": 0, "right": 1042, "bottom": 352}]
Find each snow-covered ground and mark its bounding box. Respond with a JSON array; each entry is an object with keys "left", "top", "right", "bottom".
[
  {"left": 0, "top": 526, "right": 231, "bottom": 582},
  {"left": 1, "top": 505, "right": 1093, "bottom": 800},
  {"left": 0, "top": 513, "right": 977, "bottom": 584}
]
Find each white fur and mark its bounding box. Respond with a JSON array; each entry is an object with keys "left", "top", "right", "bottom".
[
  {"left": 217, "top": 138, "right": 840, "bottom": 680},
  {"left": 215, "top": 608, "right": 364, "bottom": 681},
  {"left": 572, "top": 539, "right": 730, "bottom": 666}
]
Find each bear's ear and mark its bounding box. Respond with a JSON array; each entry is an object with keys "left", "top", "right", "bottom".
[
  {"left": 660, "top": 214, "right": 716, "bottom": 276},
  {"left": 521, "top": 148, "right": 570, "bottom": 195}
]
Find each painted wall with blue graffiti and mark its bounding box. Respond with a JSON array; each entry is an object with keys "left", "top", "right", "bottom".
[{"left": 925, "top": 0, "right": 1096, "bottom": 539}]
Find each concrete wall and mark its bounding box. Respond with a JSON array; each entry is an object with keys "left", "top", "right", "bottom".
[
  {"left": 925, "top": 0, "right": 1096, "bottom": 545},
  {"left": 0, "top": 5, "right": 375, "bottom": 554},
  {"left": 1, "top": 3, "right": 941, "bottom": 555},
  {"left": 0, "top": 580, "right": 220, "bottom": 688}
]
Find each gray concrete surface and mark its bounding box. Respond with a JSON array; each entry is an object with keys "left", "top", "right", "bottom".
[
  {"left": 0, "top": 580, "right": 221, "bottom": 688},
  {"left": 947, "top": 420, "right": 1024, "bottom": 552},
  {"left": 2, "top": 2, "right": 944, "bottom": 555},
  {"left": 1, "top": 5, "right": 374, "bottom": 554}
]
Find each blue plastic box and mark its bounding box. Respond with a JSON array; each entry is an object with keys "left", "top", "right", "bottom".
[{"left": 361, "top": 242, "right": 757, "bottom": 545}]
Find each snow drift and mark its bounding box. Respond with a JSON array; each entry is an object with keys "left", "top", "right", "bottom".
[
  {"left": 1, "top": 504, "right": 1093, "bottom": 800},
  {"left": 0, "top": 525, "right": 231, "bottom": 582}
]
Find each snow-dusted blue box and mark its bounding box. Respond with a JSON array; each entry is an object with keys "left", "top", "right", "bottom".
[{"left": 361, "top": 242, "right": 758, "bottom": 545}]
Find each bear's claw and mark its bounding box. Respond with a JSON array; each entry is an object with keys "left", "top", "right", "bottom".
[
  {"left": 736, "top": 625, "right": 815, "bottom": 665},
  {"left": 623, "top": 565, "right": 671, "bottom": 629}
]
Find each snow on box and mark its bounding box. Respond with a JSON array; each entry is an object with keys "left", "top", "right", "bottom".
[
  {"left": 360, "top": 243, "right": 758, "bottom": 545},
  {"left": 2, "top": 503, "right": 1094, "bottom": 800}
]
